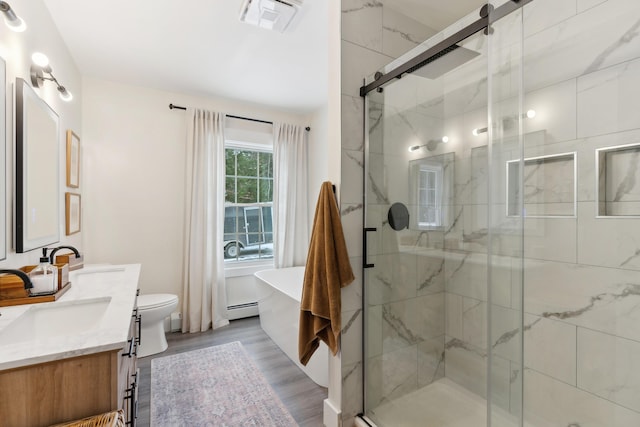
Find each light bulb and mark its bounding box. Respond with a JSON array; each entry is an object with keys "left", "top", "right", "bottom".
[
  {"left": 32, "top": 52, "right": 49, "bottom": 67},
  {"left": 1, "top": 2, "right": 26, "bottom": 32},
  {"left": 526, "top": 109, "right": 536, "bottom": 119},
  {"left": 441, "top": 136, "right": 449, "bottom": 143},
  {"left": 5, "top": 15, "right": 25, "bottom": 32},
  {"left": 58, "top": 86, "right": 73, "bottom": 102},
  {"left": 472, "top": 128, "right": 479, "bottom": 136}
]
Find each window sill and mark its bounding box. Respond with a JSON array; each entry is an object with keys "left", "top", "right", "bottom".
[{"left": 224, "top": 260, "right": 274, "bottom": 278}]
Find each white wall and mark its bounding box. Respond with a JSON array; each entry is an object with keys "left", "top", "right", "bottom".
[
  {"left": 82, "top": 77, "right": 324, "bottom": 304},
  {"left": 0, "top": 0, "right": 82, "bottom": 270}
]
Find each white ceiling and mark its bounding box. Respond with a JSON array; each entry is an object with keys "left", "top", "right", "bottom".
[{"left": 42, "top": 0, "right": 485, "bottom": 114}]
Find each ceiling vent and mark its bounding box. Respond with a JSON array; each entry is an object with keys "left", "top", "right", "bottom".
[{"left": 239, "top": 0, "right": 303, "bottom": 33}]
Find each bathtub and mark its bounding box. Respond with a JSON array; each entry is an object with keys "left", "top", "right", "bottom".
[{"left": 254, "top": 266, "right": 328, "bottom": 387}]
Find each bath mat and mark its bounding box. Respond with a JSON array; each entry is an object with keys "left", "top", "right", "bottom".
[{"left": 150, "top": 341, "right": 298, "bottom": 426}]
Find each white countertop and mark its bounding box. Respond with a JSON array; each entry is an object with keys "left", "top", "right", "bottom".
[{"left": 0, "top": 264, "right": 141, "bottom": 371}]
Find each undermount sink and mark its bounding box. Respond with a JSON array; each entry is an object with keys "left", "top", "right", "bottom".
[{"left": 0, "top": 297, "right": 112, "bottom": 344}]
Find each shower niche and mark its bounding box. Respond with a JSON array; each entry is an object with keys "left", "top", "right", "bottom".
[
  {"left": 506, "top": 152, "right": 576, "bottom": 218},
  {"left": 596, "top": 143, "right": 640, "bottom": 217}
]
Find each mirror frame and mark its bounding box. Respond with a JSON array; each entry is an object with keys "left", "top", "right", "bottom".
[
  {"left": 0, "top": 57, "right": 5, "bottom": 260},
  {"left": 15, "top": 77, "right": 60, "bottom": 253}
]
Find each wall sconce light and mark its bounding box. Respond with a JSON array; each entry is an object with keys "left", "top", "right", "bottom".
[
  {"left": 30, "top": 52, "right": 73, "bottom": 102},
  {"left": 408, "top": 136, "right": 449, "bottom": 152},
  {"left": 0, "top": 1, "right": 25, "bottom": 32},
  {"left": 472, "top": 109, "right": 536, "bottom": 136}
]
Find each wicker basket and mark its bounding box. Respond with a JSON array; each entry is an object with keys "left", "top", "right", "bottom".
[{"left": 49, "top": 410, "right": 125, "bottom": 427}]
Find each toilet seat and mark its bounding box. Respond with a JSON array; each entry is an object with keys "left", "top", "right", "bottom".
[{"left": 138, "top": 293, "right": 178, "bottom": 310}]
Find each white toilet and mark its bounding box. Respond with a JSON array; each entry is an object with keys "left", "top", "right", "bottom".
[{"left": 137, "top": 293, "right": 179, "bottom": 357}]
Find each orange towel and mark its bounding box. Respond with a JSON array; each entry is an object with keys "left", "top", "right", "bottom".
[{"left": 299, "top": 182, "right": 355, "bottom": 366}]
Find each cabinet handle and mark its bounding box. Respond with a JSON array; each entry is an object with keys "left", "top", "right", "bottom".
[
  {"left": 124, "top": 379, "right": 136, "bottom": 426},
  {"left": 135, "top": 314, "right": 142, "bottom": 346},
  {"left": 122, "top": 338, "right": 134, "bottom": 358}
]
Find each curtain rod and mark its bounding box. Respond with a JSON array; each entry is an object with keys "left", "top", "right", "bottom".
[{"left": 169, "top": 103, "right": 311, "bottom": 131}]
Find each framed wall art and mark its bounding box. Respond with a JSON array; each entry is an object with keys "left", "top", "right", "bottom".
[
  {"left": 65, "top": 192, "right": 81, "bottom": 235},
  {"left": 66, "top": 130, "right": 80, "bottom": 188}
]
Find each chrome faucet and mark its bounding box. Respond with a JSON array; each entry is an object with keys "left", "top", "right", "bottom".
[
  {"left": 48, "top": 245, "right": 81, "bottom": 264},
  {"left": 0, "top": 269, "right": 33, "bottom": 290}
]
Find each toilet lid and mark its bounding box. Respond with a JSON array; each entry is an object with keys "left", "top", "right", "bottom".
[{"left": 138, "top": 293, "right": 178, "bottom": 310}]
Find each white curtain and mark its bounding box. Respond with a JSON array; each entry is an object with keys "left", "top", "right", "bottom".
[
  {"left": 181, "top": 108, "right": 229, "bottom": 333},
  {"left": 273, "top": 123, "right": 309, "bottom": 268}
]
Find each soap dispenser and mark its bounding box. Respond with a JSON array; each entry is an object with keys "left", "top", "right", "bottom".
[{"left": 29, "top": 248, "right": 58, "bottom": 295}]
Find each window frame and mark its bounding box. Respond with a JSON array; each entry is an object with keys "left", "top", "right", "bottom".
[{"left": 224, "top": 139, "right": 274, "bottom": 264}]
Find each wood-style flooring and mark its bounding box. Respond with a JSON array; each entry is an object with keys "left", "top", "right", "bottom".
[{"left": 136, "top": 316, "right": 327, "bottom": 426}]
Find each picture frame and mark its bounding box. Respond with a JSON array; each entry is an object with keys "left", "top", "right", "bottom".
[
  {"left": 65, "top": 192, "right": 81, "bottom": 235},
  {"left": 66, "top": 130, "right": 80, "bottom": 188}
]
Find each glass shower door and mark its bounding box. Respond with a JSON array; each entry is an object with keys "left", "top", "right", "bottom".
[{"left": 362, "top": 11, "right": 503, "bottom": 425}]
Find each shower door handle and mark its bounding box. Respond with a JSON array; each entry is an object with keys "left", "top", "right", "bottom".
[{"left": 363, "top": 227, "right": 377, "bottom": 268}]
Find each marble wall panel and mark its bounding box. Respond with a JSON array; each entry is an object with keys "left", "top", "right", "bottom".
[
  {"left": 444, "top": 335, "right": 487, "bottom": 399},
  {"left": 523, "top": 79, "right": 577, "bottom": 145},
  {"left": 382, "top": 293, "right": 445, "bottom": 353},
  {"left": 367, "top": 345, "right": 418, "bottom": 408},
  {"left": 523, "top": 368, "right": 640, "bottom": 426},
  {"left": 416, "top": 250, "right": 445, "bottom": 295},
  {"left": 463, "top": 297, "right": 487, "bottom": 350},
  {"left": 342, "top": 40, "right": 392, "bottom": 98},
  {"left": 367, "top": 304, "right": 383, "bottom": 359},
  {"left": 446, "top": 292, "right": 463, "bottom": 340},
  {"left": 577, "top": 202, "right": 640, "bottom": 270},
  {"left": 523, "top": 0, "right": 640, "bottom": 93},
  {"left": 342, "top": 256, "right": 363, "bottom": 312},
  {"left": 382, "top": 7, "right": 437, "bottom": 59},
  {"left": 341, "top": 202, "right": 363, "bottom": 259},
  {"left": 417, "top": 336, "right": 445, "bottom": 388},
  {"left": 367, "top": 252, "right": 418, "bottom": 305},
  {"left": 342, "top": 308, "right": 364, "bottom": 366},
  {"left": 342, "top": 361, "right": 364, "bottom": 424},
  {"left": 523, "top": 314, "right": 577, "bottom": 386},
  {"left": 577, "top": 327, "right": 640, "bottom": 412},
  {"left": 523, "top": 257, "right": 640, "bottom": 341},
  {"left": 578, "top": 57, "right": 640, "bottom": 139},
  {"left": 522, "top": 0, "right": 577, "bottom": 38},
  {"left": 577, "top": 0, "right": 608, "bottom": 13},
  {"left": 343, "top": 95, "right": 365, "bottom": 151},
  {"left": 521, "top": 217, "right": 577, "bottom": 263},
  {"left": 341, "top": 0, "right": 382, "bottom": 51}
]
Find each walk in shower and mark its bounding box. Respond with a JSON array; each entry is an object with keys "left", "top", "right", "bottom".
[{"left": 360, "top": 0, "right": 640, "bottom": 425}]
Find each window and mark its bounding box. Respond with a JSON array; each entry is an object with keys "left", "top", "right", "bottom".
[
  {"left": 416, "top": 164, "right": 442, "bottom": 228},
  {"left": 224, "top": 146, "right": 274, "bottom": 262}
]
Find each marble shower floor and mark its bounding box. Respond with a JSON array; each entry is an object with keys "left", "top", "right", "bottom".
[{"left": 368, "top": 378, "right": 527, "bottom": 427}]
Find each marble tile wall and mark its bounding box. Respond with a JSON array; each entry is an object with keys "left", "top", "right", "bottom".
[
  {"left": 342, "top": 0, "right": 640, "bottom": 426},
  {"left": 340, "top": 1, "right": 439, "bottom": 425}
]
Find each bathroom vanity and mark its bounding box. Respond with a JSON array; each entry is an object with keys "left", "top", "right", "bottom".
[{"left": 0, "top": 264, "right": 141, "bottom": 427}]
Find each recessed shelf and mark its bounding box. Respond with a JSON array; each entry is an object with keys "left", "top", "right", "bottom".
[
  {"left": 596, "top": 143, "right": 640, "bottom": 218},
  {"left": 506, "top": 152, "right": 576, "bottom": 218}
]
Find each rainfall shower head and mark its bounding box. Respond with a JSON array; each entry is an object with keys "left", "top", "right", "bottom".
[{"left": 409, "top": 44, "right": 480, "bottom": 80}]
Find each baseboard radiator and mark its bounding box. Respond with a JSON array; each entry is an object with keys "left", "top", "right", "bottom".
[{"left": 227, "top": 302, "right": 259, "bottom": 320}]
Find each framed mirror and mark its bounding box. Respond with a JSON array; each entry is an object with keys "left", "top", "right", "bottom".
[{"left": 15, "top": 78, "right": 60, "bottom": 253}]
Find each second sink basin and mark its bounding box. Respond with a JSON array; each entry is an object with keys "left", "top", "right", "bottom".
[{"left": 0, "top": 297, "right": 112, "bottom": 344}]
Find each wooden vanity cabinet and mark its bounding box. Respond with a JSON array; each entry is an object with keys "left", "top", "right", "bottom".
[{"left": 0, "top": 306, "right": 141, "bottom": 427}]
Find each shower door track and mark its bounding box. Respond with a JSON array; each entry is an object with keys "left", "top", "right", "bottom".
[{"left": 359, "top": 0, "right": 534, "bottom": 97}]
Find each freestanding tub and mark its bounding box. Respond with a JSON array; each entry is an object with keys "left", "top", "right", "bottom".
[{"left": 254, "top": 266, "right": 329, "bottom": 387}]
